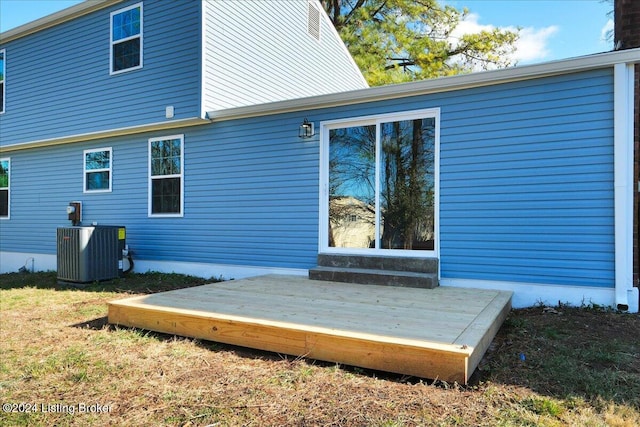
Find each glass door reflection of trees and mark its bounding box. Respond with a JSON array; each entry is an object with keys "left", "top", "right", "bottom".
[{"left": 329, "top": 117, "right": 435, "bottom": 251}]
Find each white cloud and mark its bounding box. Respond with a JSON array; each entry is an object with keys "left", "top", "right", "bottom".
[
  {"left": 513, "top": 26, "right": 559, "bottom": 62},
  {"left": 600, "top": 18, "right": 614, "bottom": 43},
  {"left": 450, "top": 13, "right": 559, "bottom": 66},
  {"left": 450, "top": 13, "right": 492, "bottom": 40}
]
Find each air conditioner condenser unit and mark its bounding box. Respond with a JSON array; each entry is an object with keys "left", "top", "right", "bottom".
[{"left": 57, "top": 225, "right": 126, "bottom": 283}]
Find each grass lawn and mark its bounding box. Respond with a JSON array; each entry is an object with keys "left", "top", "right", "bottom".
[{"left": 0, "top": 271, "right": 638, "bottom": 426}]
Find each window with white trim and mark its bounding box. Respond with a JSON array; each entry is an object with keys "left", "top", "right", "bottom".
[
  {"left": 84, "top": 148, "right": 112, "bottom": 193},
  {"left": 110, "top": 3, "right": 143, "bottom": 74},
  {"left": 149, "top": 135, "right": 183, "bottom": 216},
  {"left": 0, "top": 49, "right": 5, "bottom": 113},
  {"left": 0, "top": 158, "right": 10, "bottom": 219},
  {"left": 322, "top": 109, "right": 439, "bottom": 253}
]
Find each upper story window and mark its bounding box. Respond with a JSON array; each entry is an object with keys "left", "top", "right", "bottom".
[
  {"left": 84, "top": 148, "right": 112, "bottom": 193},
  {"left": 0, "top": 49, "right": 5, "bottom": 113},
  {"left": 110, "top": 3, "right": 143, "bottom": 74},
  {"left": 0, "top": 158, "right": 10, "bottom": 219},
  {"left": 149, "top": 135, "right": 184, "bottom": 217}
]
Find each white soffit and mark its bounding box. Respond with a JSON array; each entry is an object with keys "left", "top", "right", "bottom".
[{"left": 0, "top": 118, "right": 209, "bottom": 153}]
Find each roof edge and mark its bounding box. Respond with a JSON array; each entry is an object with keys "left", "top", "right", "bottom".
[
  {"left": 0, "top": 117, "right": 209, "bottom": 152},
  {"left": 208, "top": 48, "right": 640, "bottom": 122},
  {"left": 1, "top": 0, "right": 123, "bottom": 43}
]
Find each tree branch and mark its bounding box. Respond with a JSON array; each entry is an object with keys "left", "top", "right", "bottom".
[
  {"left": 371, "top": 0, "right": 389, "bottom": 19},
  {"left": 343, "top": 0, "right": 368, "bottom": 27}
]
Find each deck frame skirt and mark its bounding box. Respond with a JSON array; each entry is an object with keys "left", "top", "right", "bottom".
[{"left": 107, "top": 275, "right": 512, "bottom": 384}]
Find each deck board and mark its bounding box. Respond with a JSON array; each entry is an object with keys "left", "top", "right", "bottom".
[{"left": 107, "top": 274, "right": 512, "bottom": 384}]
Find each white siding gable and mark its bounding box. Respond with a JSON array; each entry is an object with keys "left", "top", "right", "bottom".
[{"left": 202, "top": 0, "right": 367, "bottom": 112}]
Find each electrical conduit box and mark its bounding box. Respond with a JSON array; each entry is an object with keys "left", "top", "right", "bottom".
[
  {"left": 67, "top": 201, "right": 82, "bottom": 226},
  {"left": 57, "top": 226, "right": 126, "bottom": 283}
]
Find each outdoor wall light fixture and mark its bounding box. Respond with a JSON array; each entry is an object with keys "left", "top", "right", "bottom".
[{"left": 299, "top": 118, "right": 315, "bottom": 138}]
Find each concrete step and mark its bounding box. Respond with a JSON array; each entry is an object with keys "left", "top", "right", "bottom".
[
  {"left": 316, "top": 254, "right": 438, "bottom": 274},
  {"left": 309, "top": 266, "right": 438, "bottom": 289}
]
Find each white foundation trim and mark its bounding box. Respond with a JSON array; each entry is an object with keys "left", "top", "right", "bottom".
[
  {"left": 0, "top": 252, "right": 57, "bottom": 273},
  {"left": 133, "top": 260, "right": 308, "bottom": 281},
  {"left": 0, "top": 251, "right": 307, "bottom": 281},
  {"left": 440, "top": 277, "right": 638, "bottom": 313}
]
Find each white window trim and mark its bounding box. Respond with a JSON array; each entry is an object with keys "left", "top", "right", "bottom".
[
  {"left": 148, "top": 134, "right": 184, "bottom": 218},
  {"left": 110, "top": 2, "right": 143, "bottom": 75},
  {"left": 83, "top": 147, "right": 113, "bottom": 193},
  {"left": 0, "top": 157, "right": 10, "bottom": 219},
  {"left": 0, "top": 49, "right": 5, "bottom": 114},
  {"left": 319, "top": 108, "right": 440, "bottom": 258}
]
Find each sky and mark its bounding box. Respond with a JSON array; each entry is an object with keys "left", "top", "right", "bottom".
[{"left": 0, "top": 0, "right": 614, "bottom": 66}]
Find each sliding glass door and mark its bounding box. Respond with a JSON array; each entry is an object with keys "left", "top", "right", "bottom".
[{"left": 322, "top": 109, "right": 439, "bottom": 255}]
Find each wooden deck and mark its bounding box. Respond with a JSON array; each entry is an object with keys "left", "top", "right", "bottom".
[{"left": 107, "top": 275, "right": 512, "bottom": 384}]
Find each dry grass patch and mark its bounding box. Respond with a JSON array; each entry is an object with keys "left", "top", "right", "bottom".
[{"left": 0, "top": 272, "right": 638, "bottom": 426}]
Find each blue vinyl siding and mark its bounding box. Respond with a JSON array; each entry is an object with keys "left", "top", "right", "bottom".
[
  {"left": 437, "top": 70, "right": 614, "bottom": 287},
  {"left": 310, "top": 68, "right": 615, "bottom": 287},
  {"left": 0, "top": 68, "right": 616, "bottom": 288},
  {"left": 0, "top": 0, "right": 201, "bottom": 147},
  {"left": 0, "top": 117, "right": 320, "bottom": 269}
]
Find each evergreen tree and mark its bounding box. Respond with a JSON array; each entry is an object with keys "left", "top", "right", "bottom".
[{"left": 321, "top": 0, "right": 520, "bottom": 85}]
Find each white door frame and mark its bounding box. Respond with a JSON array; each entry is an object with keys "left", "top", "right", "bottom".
[{"left": 318, "top": 107, "right": 441, "bottom": 258}]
